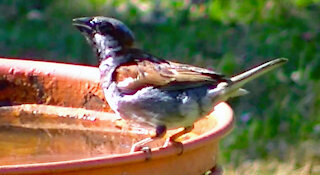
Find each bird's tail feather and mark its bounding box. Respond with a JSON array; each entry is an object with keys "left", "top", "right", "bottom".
[
  {"left": 214, "top": 58, "right": 288, "bottom": 100},
  {"left": 227, "top": 58, "right": 288, "bottom": 94}
]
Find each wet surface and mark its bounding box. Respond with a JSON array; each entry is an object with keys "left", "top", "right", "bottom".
[
  {"left": 0, "top": 104, "right": 217, "bottom": 165},
  {"left": 0, "top": 105, "right": 152, "bottom": 165}
]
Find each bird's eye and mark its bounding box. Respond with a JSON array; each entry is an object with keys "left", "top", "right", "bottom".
[{"left": 98, "top": 22, "right": 114, "bottom": 33}]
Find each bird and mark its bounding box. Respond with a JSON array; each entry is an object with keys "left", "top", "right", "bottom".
[{"left": 72, "top": 16, "right": 287, "bottom": 154}]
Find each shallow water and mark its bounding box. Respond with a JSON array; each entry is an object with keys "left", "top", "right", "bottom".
[
  {"left": 0, "top": 104, "right": 216, "bottom": 166},
  {"left": 0, "top": 105, "right": 151, "bottom": 165}
]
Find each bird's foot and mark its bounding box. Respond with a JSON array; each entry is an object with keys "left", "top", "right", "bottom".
[
  {"left": 162, "top": 137, "right": 184, "bottom": 155},
  {"left": 130, "top": 137, "right": 154, "bottom": 160},
  {"left": 130, "top": 145, "right": 152, "bottom": 161},
  {"left": 129, "top": 125, "right": 167, "bottom": 160},
  {"left": 130, "top": 144, "right": 149, "bottom": 152},
  {"left": 160, "top": 125, "right": 193, "bottom": 155}
]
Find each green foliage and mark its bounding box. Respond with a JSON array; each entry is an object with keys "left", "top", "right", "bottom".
[{"left": 1, "top": 0, "right": 319, "bottom": 173}]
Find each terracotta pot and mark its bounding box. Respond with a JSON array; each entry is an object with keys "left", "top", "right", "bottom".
[{"left": 0, "top": 58, "right": 233, "bottom": 175}]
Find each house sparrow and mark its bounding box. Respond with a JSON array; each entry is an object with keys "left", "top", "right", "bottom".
[{"left": 73, "top": 16, "right": 287, "bottom": 154}]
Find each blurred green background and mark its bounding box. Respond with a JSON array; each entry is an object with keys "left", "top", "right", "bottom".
[{"left": 1, "top": 0, "right": 319, "bottom": 174}]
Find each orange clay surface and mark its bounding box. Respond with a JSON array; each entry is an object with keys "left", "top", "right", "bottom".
[{"left": 0, "top": 58, "right": 233, "bottom": 175}]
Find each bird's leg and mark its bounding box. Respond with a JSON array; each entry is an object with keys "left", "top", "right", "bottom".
[
  {"left": 162, "top": 125, "right": 194, "bottom": 155},
  {"left": 130, "top": 125, "right": 167, "bottom": 153}
]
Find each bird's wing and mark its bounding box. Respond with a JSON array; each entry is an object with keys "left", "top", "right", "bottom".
[{"left": 114, "top": 54, "right": 227, "bottom": 93}]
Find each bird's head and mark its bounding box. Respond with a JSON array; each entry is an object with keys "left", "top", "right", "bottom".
[{"left": 73, "top": 16, "right": 135, "bottom": 60}]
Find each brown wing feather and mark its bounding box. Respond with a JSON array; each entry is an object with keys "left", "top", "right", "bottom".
[
  {"left": 115, "top": 60, "right": 173, "bottom": 91},
  {"left": 114, "top": 57, "right": 226, "bottom": 92},
  {"left": 160, "top": 61, "right": 223, "bottom": 82}
]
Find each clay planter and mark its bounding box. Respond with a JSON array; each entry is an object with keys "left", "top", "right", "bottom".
[{"left": 0, "top": 58, "right": 234, "bottom": 175}]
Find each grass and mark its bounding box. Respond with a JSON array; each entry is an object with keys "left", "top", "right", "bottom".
[
  {"left": 221, "top": 140, "right": 320, "bottom": 174},
  {"left": 1, "top": 0, "right": 320, "bottom": 174}
]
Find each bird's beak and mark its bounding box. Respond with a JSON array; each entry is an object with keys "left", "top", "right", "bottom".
[{"left": 72, "top": 17, "right": 93, "bottom": 34}]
